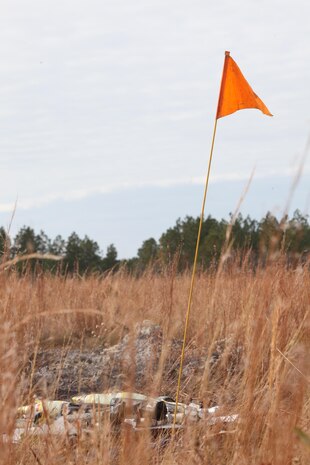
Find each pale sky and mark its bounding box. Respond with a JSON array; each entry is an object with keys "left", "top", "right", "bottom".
[{"left": 0, "top": 0, "right": 309, "bottom": 257}]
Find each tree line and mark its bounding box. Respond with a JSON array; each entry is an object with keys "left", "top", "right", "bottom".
[{"left": 0, "top": 209, "right": 309, "bottom": 274}]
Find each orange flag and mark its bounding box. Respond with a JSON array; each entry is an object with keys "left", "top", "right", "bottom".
[{"left": 216, "top": 51, "right": 272, "bottom": 119}]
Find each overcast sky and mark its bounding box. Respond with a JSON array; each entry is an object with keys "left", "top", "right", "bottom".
[{"left": 0, "top": 0, "right": 309, "bottom": 257}]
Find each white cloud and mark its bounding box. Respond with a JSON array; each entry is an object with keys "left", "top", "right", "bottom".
[
  {"left": 0, "top": 163, "right": 309, "bottom": 214},
  {"left": 0, "top": 0, "right": 309, "bottom": 223}
]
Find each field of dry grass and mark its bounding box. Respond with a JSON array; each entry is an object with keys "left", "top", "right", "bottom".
[{"left": 0, "top": 259, "right": 309, "bottom": 464}]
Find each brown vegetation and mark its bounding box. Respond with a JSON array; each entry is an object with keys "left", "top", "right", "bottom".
[{"left": 0, "top": 258, "right": 309, "bottom": 464}]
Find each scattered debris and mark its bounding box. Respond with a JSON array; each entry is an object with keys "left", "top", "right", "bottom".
[
  {"left": 12, "top": 322, "right": 241, "bottom": 445},
  {"left": 7, "top": 391, "right": 239, "bottom": 444}
]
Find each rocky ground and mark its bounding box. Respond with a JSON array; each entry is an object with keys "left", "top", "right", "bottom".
[{"left": 24, "top": 321, "right": 242, "bottom": 401}]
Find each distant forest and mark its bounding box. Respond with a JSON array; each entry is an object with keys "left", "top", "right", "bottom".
[{"left": 1, "top": 210, "right": 310, "bottom": 274}]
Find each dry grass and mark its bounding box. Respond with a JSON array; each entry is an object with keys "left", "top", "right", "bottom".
[{"left": 0, "top": 259, "right": 309, "bottom": 464}]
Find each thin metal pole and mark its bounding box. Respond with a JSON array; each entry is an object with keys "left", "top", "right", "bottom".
[{"left": 173, "top": 117, "right": 218, "bottom": 430}]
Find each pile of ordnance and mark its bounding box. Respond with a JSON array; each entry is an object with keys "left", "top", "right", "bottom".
[{"left": 8, "top": 392, "right": 239, "bottom": 444}]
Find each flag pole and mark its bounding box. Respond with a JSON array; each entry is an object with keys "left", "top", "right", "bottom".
[
  {"left": 173, "top": 116, "right": 218, "bottom": 429},
  {"left": 172, "top": 49, "right": 272, "bottom": 430},
  {"left": 172, "top": 52, "right": 230, "bottom": 429}
]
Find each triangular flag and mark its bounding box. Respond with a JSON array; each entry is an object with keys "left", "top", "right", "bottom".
[{"left": 216, "top": 51, "right": 272, "bottom": 119}]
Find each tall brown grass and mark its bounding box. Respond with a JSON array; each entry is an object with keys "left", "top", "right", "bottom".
[{"left": 0, "top": 258, "right": 309, "bottom": 464}]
